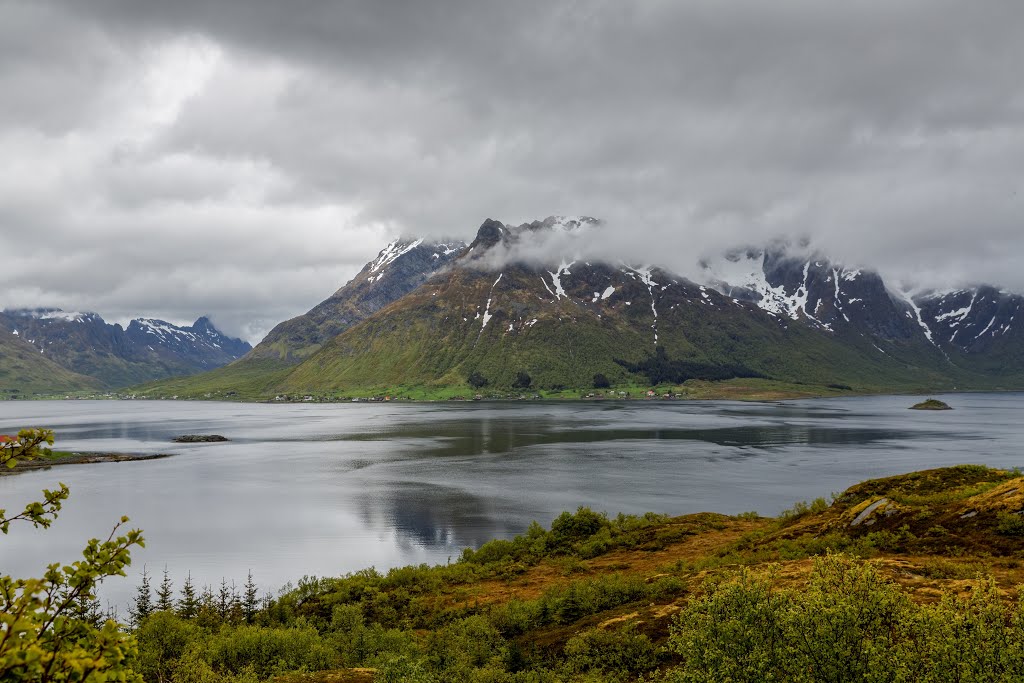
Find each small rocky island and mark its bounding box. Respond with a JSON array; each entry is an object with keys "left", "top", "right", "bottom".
[
  {"left": 172, "top": 434, "right": 230, "bottom": 443},
  {"left": 910, "top": 398, "right": 952, "bottom": 411}
]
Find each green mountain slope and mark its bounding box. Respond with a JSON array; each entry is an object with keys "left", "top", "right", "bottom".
[{"left": 0, "top": 330, "right": 100, "bottom": 396}]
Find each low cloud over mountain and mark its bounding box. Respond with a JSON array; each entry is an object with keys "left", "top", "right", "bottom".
[{"left": 2, "top": 1, "right": 1023, "bottom": 342}]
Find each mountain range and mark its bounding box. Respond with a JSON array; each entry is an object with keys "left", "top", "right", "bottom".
[
  {"left": 0, "top": 309, "right": 251, "bottom": 395},
  {"left": 134, "top": 216, "right": 1024, "bottom": 400}
]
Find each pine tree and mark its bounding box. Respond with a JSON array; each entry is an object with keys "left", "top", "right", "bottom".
[
  {"left": 217, "top": 578, "right": 233, "bottom": 622},
  {"left": 104, "top": 601, "right": 121, "bottom": 625},
  {"left": 71, "top": 591, "right": 104, "bottom": 628},
  {"left": 177, "top": 572, "right": 199, "bottom": 619},
  {"left": 197, "top": 585, "right": 219, "bottom": 628},
  {"left": 129, "top": 566, "right": 153, "bottom": 626},
  {"left": 156, "top": 565, "right": 174, "bottom": 612},
  {"left": 243, "top": 570, "right": 259, "bottom": 623}
]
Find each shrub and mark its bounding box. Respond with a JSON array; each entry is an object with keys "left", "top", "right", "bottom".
[
  {"left": 778, "top": 497, "right": 829, "bottom": 522},
  {"left": 549, "top": 507, "right": 608, "bottom": 549},
  {"left": 425, "top": 615, "right": 509, "bottom": 676},
  {"left": 996, "top": 512, "right": 1024, "bottom": 536},
  {"left": 136, "top": 611, "right": 203, "bottom": 683},
  {"left": 512, "top": 371, "right": 532, "bottom": 389},
  {"left": 664, "top": 553, "right": 1024, "bottom": 682},
  {"left": 564, "top": 624, "right": 658, "bottom": 678},
  {"left": 205, "top": 623, "right": 336, "bottom": 679}
]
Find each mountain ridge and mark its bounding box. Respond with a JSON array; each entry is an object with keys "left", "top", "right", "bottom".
[
  {"left": 0, "top": 308, "right": 252, "bottom": 391},
  {"left": 134, "top": 216, "right": 1024, "bottom": 399}
]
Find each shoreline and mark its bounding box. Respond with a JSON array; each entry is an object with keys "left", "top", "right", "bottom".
[
  {"left": 11, "top": 378, "right": 1019, "bottom": 404},
  {"left": 3, "top": 451, "right": 175, "bottom": 476}
]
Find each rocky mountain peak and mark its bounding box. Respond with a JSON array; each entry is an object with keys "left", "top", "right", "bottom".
[
  {"left": 469, "top": 218, "right": 508, "bottom": 251},
  {"left": 193, "top": 315, "right": 216, "bottom": 331}
]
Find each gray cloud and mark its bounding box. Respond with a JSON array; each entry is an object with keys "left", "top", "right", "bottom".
[{"left": 2, "top": 0, "right": 1023, "bottom": 342}]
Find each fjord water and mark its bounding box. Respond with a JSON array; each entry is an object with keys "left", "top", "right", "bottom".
[{"left": 1, "top": 395, "right": 1022, "bottom": 607}]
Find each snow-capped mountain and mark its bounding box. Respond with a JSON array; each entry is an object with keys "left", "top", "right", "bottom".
[
  {"left": 700, "top": 247, "right": 922, "bottom": 342},
  {"left": 0, "top": 308, "right": 251, "bottom": 389},
  {"left": 124, "top": 316, "right": 251, "bottom": 365},
  {"left": 247, "top": 236, "right": 467, "bottom": 363},
  {"left": 699, "top": 246, "right": 1024, "bottom": 359},
  {"left": 913, "top": 287, "right": 1024, "bottom": 354}
]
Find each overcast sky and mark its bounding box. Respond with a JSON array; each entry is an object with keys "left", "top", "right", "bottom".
[{"left": 2, "top": 1, "right": 1022, "bottom": 343}]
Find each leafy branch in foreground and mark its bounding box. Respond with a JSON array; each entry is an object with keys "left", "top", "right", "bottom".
[
  {"left": 0, "top": 427, "right": 145, "bottom": 682},
  {"left": 0, "top": 429, "right": 68, "bottom": 535}
]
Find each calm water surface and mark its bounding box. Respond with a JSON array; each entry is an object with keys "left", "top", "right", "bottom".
[{"left": 1, "top": 394, "right": 1021, "bottom": 607}]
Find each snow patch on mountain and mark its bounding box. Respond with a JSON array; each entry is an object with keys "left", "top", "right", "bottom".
[
  {"left": 701, "top": 251, "right": 815, "bottom": 321},
  {"left": 897, "top": 290, "right": 936, "bottom": 345},
  {"left": 623, "top": 266, "right": 660, "bottom": 344},
  {"left": 548, "top": 261, "right": 574, "bottom": 300},
  {"left": 367, "top": 238, "right": 425, "bottom": 282},
  {"left": 481, "top": 273, "right": 503, "bottom": 329},
  {"left": 934, "top": 296, "right": 977, "bottom": 324},
  {"left": 135, "top": 318, "right": 198, "bottom": 341}
]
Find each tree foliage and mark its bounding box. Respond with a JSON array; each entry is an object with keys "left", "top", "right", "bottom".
[
  {"left": 511, "top": 370, "right": 532, "bottom": 389},
  {"left": 156, "top": 568, "right": 174, "bottom": 613},
  {"left": 0, "top": 428, "right": 145, "bottom": 682},
  {"left": 615, "top": 346, "right": 765, "bottom": 385}
]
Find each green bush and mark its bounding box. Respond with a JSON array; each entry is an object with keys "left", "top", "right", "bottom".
[
  {"left": 205, "top": 623, "right": 336, "bottom": 679},
  {"left": 425, "top": 615, "right": 509, "bottom": 678},
  {"left": 549, "top": 507, "right": 608, "bottom": 548},
  {"left": 136, "top": 611, "right": 203, "bottom": 683},
  {"left": 778, "top": 497, "right": 829, "bottom": 522},
  {"left": 664, "top": 553, "right": 1024, "bottom": 682},
  {"left": 563, "top": 624, "right": 658, "bottom": 679},
  {"left": 996, "top": 512, "right": 1024, "bottom": 536}
]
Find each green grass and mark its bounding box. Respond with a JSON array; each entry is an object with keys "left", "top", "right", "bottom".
[{"left": 133, "top": 358, "right": 295, "bottom": 400}]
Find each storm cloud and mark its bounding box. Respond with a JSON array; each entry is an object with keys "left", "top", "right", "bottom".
[{"left": 2, "top": 0, "right": 1022, "bottom": 341}]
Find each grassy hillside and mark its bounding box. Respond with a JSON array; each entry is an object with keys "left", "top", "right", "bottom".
[
  {"left": 0, "top": 330, "right": 100, "bottom": 397},
  {"left": 131, "top": 357, "right": 296, "bottom": 399},
  {"left": 126, "top": 466, "right": 1024, "bottom": 682}
]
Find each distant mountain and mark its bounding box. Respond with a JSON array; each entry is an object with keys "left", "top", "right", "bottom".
[
  {"left": 139, "top": 217, "right": 1024, "bottom": 399},
  {"left": 0, "top": 309, "right": 252, "bottom": 391},
  {"left": 700, "top": 244, "right": 1024, "bottom": 382}
]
